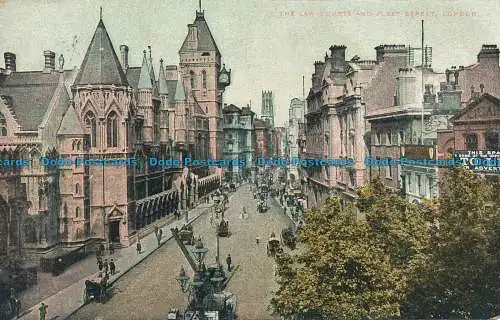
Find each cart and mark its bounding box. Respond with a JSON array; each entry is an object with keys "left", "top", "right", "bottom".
[
  {"left": 217, "top": 219, "right": 229, "bottom": 237},
  {"left": 179, "top": 224, "right": 195, "bottom": 245},
  {"left": 267, "top": 234, "right": 281, "bottom": 257},
  {"left": 281, "top": 227, "right": 296, "bottom": 250},
  {"left": 83, "top": 275, "right": 110, "bottom": 304}
]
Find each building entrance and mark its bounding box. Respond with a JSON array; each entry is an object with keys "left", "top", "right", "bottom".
[{"left": 109, "top": 221, "right": 120, "bottom": 243}]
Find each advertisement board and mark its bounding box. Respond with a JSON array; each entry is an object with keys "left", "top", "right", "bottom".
[{"left": 453, "top": 150, "right": 500, "bottom": 173}]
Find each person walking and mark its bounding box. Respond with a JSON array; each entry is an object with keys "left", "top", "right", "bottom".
[
  {"left": 136, "top": 239, "right": 142, "bottom": 255},
  {"left": 226, "top": 254, "right": 232, "bottom": 272},
  {"left": 97, "top": 258, "right": 103, "bottom": 272},
  {"left": 109, "top": 241, "right": 115, "bottom": 255},
  {"left": 103, "top": 259, "right": 109, "bottom": 275},
  {"left": 156, "top": 228, "right": 163, "bottom": 246},
  {"left": 39, "top": 302, "right": 48, "bottom": 320},
  {"left": 109, "top": 259, "right": 116, "bottom": 275}
]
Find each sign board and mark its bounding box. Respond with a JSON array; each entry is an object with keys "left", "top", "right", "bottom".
[
  {"left": 401, "top": 145, "right": 436, "bottom": 160},
  {"left": 453, "top": 150, "right": 500, "bottom": 173}
]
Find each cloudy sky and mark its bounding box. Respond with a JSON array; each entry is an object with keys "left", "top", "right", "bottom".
[{"left": 1, "top": 0, "right": 498, "bottom": 125}]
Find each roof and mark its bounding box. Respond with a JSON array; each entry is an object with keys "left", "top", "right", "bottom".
[
  {"left": 179, "top": 12, "right": 220, "bottom": 54},
  {"left": 223, "top": 104, "right": 241, "bottom": 114},
  {"left": 0, "top": 71, "right": 62, "bottom": 130},
  {"left": 450, "top": 93, "right": 500, "bottom": 122},
  {"left": 138, "top": 52, "right": 153, "bottom": 89},
  {"left": 74, "top": 19, "right": 129, "bottom": 86},
  {"left": 253, "top": 118, "right": 268, "bottom": 128},
  {"left": 241, "top": 107, "right": 255, "bottom": 116},
  {"left": 58, "top": 105, "right": 85, "bottom": 135},
  {"left": 126, "top": 67, "right": 141, "bottom": 90},
  {"left": 174, "top": 78, "right": 186, "bottom": 101}
]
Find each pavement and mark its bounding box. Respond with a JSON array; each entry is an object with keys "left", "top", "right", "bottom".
[{"left": 17, "top": 199, "right": 216, "bottom": 320}]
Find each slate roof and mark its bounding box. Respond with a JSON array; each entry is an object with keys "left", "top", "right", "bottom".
[
  {"left": 174, "top": 79, "right": 186, "bottom": 101},
  {"left": 241, "top": 107, "right": 255, "bottom": 116},
  {"left": 126, "top": 67, "right": 141, "bottom": 90},
  {"left": 158, "top": 61, "right": 168, "bottom": 95},
  {"left": 74, "top": 19, "right": 129, "bottom": 86},
  {"left": 254, "top": 118, "right": 268, "bottom": 128},
  {"left": 179, "top": 12, "right": 220, "bottom": 53},
  {"left": 58, "top": 105, "right": 84, "bottom": 135},
  {"left": 138, "top": 52, "right": 153, "bottom": 89},
  {"left": 223, "top": 104, "right": 241, "bottom": 114},
  {"left": 0, "top": 71, "right": 62, "bottom": 131}
]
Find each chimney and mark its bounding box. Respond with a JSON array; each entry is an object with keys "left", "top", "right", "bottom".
[
  {"left": 375, "top": 44, "right": 407, "bottom": 63},
  {"left": 329, "top": 45, "right": 346, "bottom": 72},
  {"left": 477, "top": 44, "right": 499, "bottom": 66},
  {"left": 120, "top": 45, "right": 129, "bottom": 70},
  {"left": 43, "top": 50, "right": 55, "bottom": 73},
  {"left": 186, "top": 24, "right": 199, "bottom": 50},
  {"left": 4, "top": 52, "right": 16, "bottom": 72},
  {"left": 165, "top": 65, "right": 178, "bottom": 80}
]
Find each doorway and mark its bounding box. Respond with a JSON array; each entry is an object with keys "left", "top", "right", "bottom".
[{"left": 109, "top": 221, "right": 120, "bottom": 243}]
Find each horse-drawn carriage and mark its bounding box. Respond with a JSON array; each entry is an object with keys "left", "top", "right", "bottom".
[
  {"left": 281, "top": 227, "right": 297, "bottom": 250},
  {"left": 267, "top": 233, "right": 281, "bottom": 257},
  {"left": 179, "top": 224, "right": 195, "bottom": 245},
  {"left": 257, "top": 200, "right": 268, "bottom": 213},
  {"left": 217, "top": 219, "right": 229, "bottom": 237},
  {"left": 83, "top": 275, "right": 110, "bottom": 304},
  {"left": 229, "top": 183, "right": 236, "bottom": 192}
]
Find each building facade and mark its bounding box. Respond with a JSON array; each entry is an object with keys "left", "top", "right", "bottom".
[
  {"left": 287, "top": 98, "right": 305, "bottom": 184},
  {"left": 222, "top": 104, "right": 255, "bottom": 181},
  {"left": 0, "top": 10, "right": 222, "bottom": 262},
  {"left": 253, "top": 118, "right": 272, "bottom": 160}
]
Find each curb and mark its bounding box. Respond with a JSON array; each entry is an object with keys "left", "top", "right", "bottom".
[{"left": 63, "top": 204, "right": 214, "bottom": 320}]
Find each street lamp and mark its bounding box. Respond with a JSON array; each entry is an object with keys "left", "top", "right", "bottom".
[
  {"left": 192, "top": 236, "right": 209, "bottom": 268},
  {"left": 176, "top": 266, "right": 190, "bottom": 293}
]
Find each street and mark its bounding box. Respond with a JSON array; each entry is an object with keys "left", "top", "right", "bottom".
[{"left": 70, "top": 184, "right": 293, "bottom": 320}]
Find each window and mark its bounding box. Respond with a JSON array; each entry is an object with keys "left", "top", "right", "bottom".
[
  {"left": 202, "top": 70, "right": 207, "bottom": 89},
  {"left": 428, "top": 177, "right": 434, "bottom": 197},
  {"left": 75, "top": 183, "right": 80, "bottom": 195},
  {"left": 376, "top": 132, "right": 381, "bottom": 145},
  {"left": 75, "top": 207, "right": 80, "bottom": 218},
  {"left": 417, "top": 175, "right": 422, "bottom": 195},
  {"left": 465, "top": 134, "right": 478, "bottom": 150},
  {"left": 399, "top": 130, "right": 404, "bottom": 145},
  {"left": 84, "top": 111, "right": 97, "bottom": 147},
  {"left": 485, "top": 132, "right": 499, "bottom": 150},
  {"left": 387, "top": 131, "right": 392, "bottom": 145},
  {"left": 0, "top": 113, "right": 6, "bottom": 136},
  {"left": 106, "top": 111, "right": 119, "bottom": 147},
  {"left": 190, "top": 71, "right": 196, "bottom": 89}
]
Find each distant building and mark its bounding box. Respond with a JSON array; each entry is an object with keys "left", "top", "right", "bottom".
[
  {"left": 253, "top": 118, "right": 272, "bottom": 160},
  {"left": 261, "top": 90, "right": 275, "bottom": 128},
  {"left": 222, "top": 103, "right": 255, "bottom": 181},
  {"left": 272, "top": 127, "right": 286, "bottom": 158}
]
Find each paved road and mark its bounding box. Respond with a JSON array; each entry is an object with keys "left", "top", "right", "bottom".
[{"left": 71, "top": 184, "right": 293, "bottom": 320}]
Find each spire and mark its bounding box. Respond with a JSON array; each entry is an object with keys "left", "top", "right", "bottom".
[
  {"left": 138, "top": 50, "right": 153, "bottom": 89},
  {"left": 179, "top": 8, "right": 219, "bottom": 54},
  {"left": 199, "top": 0, "right": 202, "bottom": 12},
  {"left": 73, "top": 18, "right": 128, "bottom": 86},
  {"left": 158, "top": 59, "right": 168, "bottom": 95},
  {"left": 174, "top": 76, "right": 186, "bottom": 101},
  {"left": 100, "top": 6, "right": 102, "bottom": 20},
  {"left": 148, "top": 45, "right": 155, "bottom": 84}
]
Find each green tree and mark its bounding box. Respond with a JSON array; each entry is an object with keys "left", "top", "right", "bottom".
[
  {"left": 402, "top": 168, "right": 500, "bottom": 319},
  {"left": 272, "top": 180, "right": 427, "bottom": 319}
]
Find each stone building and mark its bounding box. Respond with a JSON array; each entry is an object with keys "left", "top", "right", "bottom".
[
  {"left": 0, "top": 11, "right": 221, "bottom": 262},
  {"left": 253, "top": 118, "right": 272, "bottom": 160},
  {"left": 179, "top": 9, "right": 229, "bottom": 160},
  {"left": 222, "top": 103, "right": 255, "bottom": 181},
  {"left": 272, "top": 127, "right": 286, "bottom": 158},
  {"left": 261, "top": 90, "right": 275, "bottom": 128},
  {"left": 304, "top": 44, "right": 409, "bottom": 208},
  {"left": 438, "top": 93, "right": 500, "bottom": 183},
  {"left": 287, "top": 98, "right": 305, "bottom": 183}
]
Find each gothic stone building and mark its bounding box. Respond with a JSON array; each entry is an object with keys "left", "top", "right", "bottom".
[{"left": 0, "top": 12, "right": 221, "bottom": 260}]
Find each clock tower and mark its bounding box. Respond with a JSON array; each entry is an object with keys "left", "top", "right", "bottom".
[{"left": 179, "top": 4, "right": 229, "bottom": 161}]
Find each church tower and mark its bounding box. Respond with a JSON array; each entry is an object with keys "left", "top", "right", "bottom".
[
  {"left": 261, "top": 90, "right": 275, "bottom": 127},
  {"left": 179, "top": 2, "right": 223, "bottom": 160}
]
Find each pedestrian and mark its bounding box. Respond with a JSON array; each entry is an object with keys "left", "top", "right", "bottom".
[
  {"left": 157, "top": 228, "right": 163, "bottom": 246},
  {"left": 97, "top": 258, "right": 103, "bottom": 272},
  {"left": 103, "top": 259, "right": 109, "bottom": 274},
  {"left": 39, "top": 302, "right": 48, "bottom": 320},
  {"left": 256, "top": 236, "right": 260, "bottom": 244},
  {"left": 109, "top": 258, "right": 116, "bottom": 275},
  {"left": 136, "top": 239, "right": 142, "bottom": 254},
  {"left": 109, "top": 240, "right": 115, "bottom": 255},
  {"left": 226, "top": 254, "right": 232, "bottom": 272}
]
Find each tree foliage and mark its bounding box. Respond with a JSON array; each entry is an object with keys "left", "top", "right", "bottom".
[{"left": 272, "top": 169, "right": 500, "bottom": 319}]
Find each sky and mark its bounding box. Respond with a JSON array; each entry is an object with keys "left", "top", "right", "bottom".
[{"left": 1, "top": 0, "right": 499, "bottom": 125}]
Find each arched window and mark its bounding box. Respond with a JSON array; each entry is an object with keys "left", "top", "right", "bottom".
[
  {"left": 77, "top": 140, "right": 81, "bottom": 150},
  {"left": 106, "top": 111, "right": 119, "bottom": 147},
  {"left": 0, "top": 113, "right": 7, "bottom": 136},
  {"left": 75, "top": 207, "right": 80, "bottom": 218},
  {"left": 84, "top": 111, "right": 97, "bottom": 147},
  {"left": 190, "top": 71, "right": 196, "bottom": 89},
  {"left": 75, "top": 183, "right": 80, "bottom": 195},
  {"left": 202, "top": 70, "right": 207, "bottom": 89}
]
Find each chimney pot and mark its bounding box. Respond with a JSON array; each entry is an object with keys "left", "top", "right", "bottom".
[
  {"left": 43, "top": 50, "right": 56, "bottom": 73},
  {"left": 4, "top": 52, "right": 16, "bottom": 72},
  {"left": 120, "top": 45, "right": 129, "bottom": 70}
]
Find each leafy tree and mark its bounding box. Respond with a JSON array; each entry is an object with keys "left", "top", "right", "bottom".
[
  {"left": 401, "top": 168, "right": 500, "bottom": 319},
  {"left": 272, "top": 180, "right": 426, "bottom": 320}
]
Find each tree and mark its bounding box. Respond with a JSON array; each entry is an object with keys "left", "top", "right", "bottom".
[
  {"left": 272, "top": 180, "right": 427, "bottom": 319},
  {"left": 401, "top": 168, "right": 500, "bottom": 319}
]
